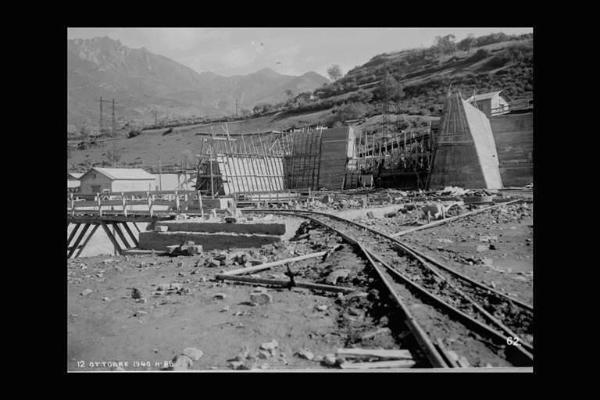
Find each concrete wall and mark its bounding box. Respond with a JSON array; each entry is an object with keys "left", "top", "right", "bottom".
[
  {"left": 430, "top": 94, "right": 503, "bottom": 189},
  {"left": 490, "top": 112, "right": 533, "bottom": 187},
  {"left": 155, "top": 221, "right": 286, "bottom": 235},
  {"left": 463, "top": 101, "right": 503, "bottom": 189},
  {"left": 139, "top": 231, "right": 281, "bottom": 251}
]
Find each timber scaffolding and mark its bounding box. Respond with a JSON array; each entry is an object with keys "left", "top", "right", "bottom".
[
  {"left": 194, "top": 126, "right": 329, "bottom": 198},
  {"left": 347, "top": 122, "right": 436, "bottom": 190}
]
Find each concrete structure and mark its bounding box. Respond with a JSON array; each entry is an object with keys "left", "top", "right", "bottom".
[
  {"left": 490, "top": 112, "right": 533, "bottom": 186},
  {"left": 138, "top": 231, "right": 281, "bottom": 251},
  {"left": 155, "top": 220, "right": 286, "bottom": 235},
  {"left": 467, "top": 91, "right": 510, "bottom": 117},
  {"left": 429, "top": 92, "right": 503, "bottom": 189},
  {"left": 79, "top": 167, "right": 156, "bottom": 195}
]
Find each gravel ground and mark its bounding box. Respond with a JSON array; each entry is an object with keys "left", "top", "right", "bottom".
[{"left": 67, "top": 192, "right": 534, "bottom": 371}]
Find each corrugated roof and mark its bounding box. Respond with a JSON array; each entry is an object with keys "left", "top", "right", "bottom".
[
  {"left": 468, "top": 91, "right": 503, "bottom": 102},
  {"left": 89, "top": 167, "right": 156, "bottom": 181}
]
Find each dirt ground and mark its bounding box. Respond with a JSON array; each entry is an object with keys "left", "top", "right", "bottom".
[
  {"left": 347, "top": 201, "right": 533, "bottom": 305},
  {"left": 67, "top": 193, "right": 534, "bottom": 371},
  {"left": 68, "top": 222, "right": 406, "bottom": 371}
]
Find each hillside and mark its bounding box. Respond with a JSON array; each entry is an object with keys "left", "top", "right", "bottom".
[
  {"left": 67, "top": 37, "right": 329, "bottom": 129},
  {"left": 68, "top": 32, "right": 533, "bottom": 170},
  {"left": 274, "top": 32, "right": 533, "bottom": 121}
]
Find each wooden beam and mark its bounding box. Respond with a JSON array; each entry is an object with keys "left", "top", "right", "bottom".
[
  {"left": 132, "top": 222, "right": 141, "bottom": 233},
  {"left": 67, "top": 223, "right": 81, "bottom": 249},
  {"left": 121, "top": 222, "right": 139, "bottom": 247},
  {"left": 74, "top": 223, "right": 100, "bottom": 258},
  {"left": 112, "top": 222, "right": 132, "bottom": 249},
  {"left": 215, "top": 274, "right": 358, "bottom": 294},
  {"left": 222, "top": 250, "right": 332, "bottom": 276},
  {"left": 101, "top": 222, "right": 123, "bottom": 255},
  {"left": 336, "top": 348, "right": 412, "bottom": 360},
  {"left": 68, "top": 223, "right": 91, "bottom": 259},
  {"left": 338, "top": 360, "right": 416, "bottom": 369}
]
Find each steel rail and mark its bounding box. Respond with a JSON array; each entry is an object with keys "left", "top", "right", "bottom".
[
  {"left": 306, "top": 217, "right": 451, "bottom": 368},
  {"left": 244, "top": 208, "right": 534, "bottom": 365},
  {"left": 299, "top": 212, "right": 532, "bottom": 366},
  {"left": 245, "top": 208, "right": 533, "bottom": 310},
  {"left": 251, "top": 208, "right": 533, "bottom": 346}
]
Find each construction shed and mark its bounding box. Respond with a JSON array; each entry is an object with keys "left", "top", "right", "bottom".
[
  {"left": 78, "top": 167, "right": 157, "bottom": 195},
  {"left": 466, "top": 91, "right": 510, "bottom": 117},
  {"left": 67, "top": 172, "right": 83, "bottom": 193}
]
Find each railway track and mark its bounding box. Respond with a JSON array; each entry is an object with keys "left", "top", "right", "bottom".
[{"left": 245, "top": 208, "right": 534, "bottom": 368}]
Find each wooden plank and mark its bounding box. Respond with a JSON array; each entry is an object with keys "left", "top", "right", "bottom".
[
  {"left": 101, "top": 222, "right": 123, "bottom": 255},
  {"left": 68, "top": 223, "right": 91, "bottom": 259},
  {"left": 121, "top": 249, "right": 167, "bottom": 256},
  {"left": 339, "top": 360, "right": 415, "bottom": 369},
  {"left": 67, "top": 223, "right": 81, "bottom": 248},
  {"left": 121, "top": 222, "right": 139, "bottom": 247},
  {"left": 336, "top": 348, "right": 413, "bottom": 360},
  {"left": 131, "top": 222, "right": 141, "bottom": 233},
  {"left": 74, "top": 223, "right": 100, "bottom": 258},
  {"left": 215, "top": 274, "right": 358, "bottom": 294},
  {"left": 222, "top": 250, "right": 331, "bottom": 276},
  {"left": 112, "top": 222, "right": 132, "bottom": 249}
]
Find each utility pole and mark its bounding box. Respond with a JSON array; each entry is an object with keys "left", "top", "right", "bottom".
[
  {"left": 98, "top": 97, "right": 116, "bottom": 135},
  {"left": 158, "top": 159, "right": 162, "bottom": 191},
  {"left": 112, "top": 99, "right": 116, "bottom": 136},
  {"left": 99, "top": 97, "right": 103, "bottom": 134}
]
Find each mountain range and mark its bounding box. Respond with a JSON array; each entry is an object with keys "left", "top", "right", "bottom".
[{"left": 67, "top": 37, "right": 329, "bottom": 128}]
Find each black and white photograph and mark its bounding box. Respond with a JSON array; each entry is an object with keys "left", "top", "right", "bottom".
[{"left": 66, "top": 27, "right": 534, "bottom": 373}]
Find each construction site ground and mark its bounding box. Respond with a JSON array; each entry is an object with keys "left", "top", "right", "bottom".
[{"left": 67, "top": 193, "right": 533, "bottom": 371}]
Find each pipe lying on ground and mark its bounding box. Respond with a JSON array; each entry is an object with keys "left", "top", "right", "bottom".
[
  {"left": 222, "top": 247, "right": 340, "bottom": 276},
  {"left": 215, "top": 274, "right": 357, "bottom": 293}
]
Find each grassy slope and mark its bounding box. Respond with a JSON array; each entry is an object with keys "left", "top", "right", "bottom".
[{"left": 67, "top": 109, "right": 333, "bottom": 170}]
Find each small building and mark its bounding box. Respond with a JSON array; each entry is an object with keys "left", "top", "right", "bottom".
[
  {"left": 67, "top": 172, "right": 83, "bottom": 193},
  {"left": 466, "top": 91, "right": 510, "bottom": 117},
  {"left": 78, "top": 167, "right": 157, "bottom": 195}
]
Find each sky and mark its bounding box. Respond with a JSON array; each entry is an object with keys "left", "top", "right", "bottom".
[{"left": 68, "top": 27, "right": 533, "bottom": 78}]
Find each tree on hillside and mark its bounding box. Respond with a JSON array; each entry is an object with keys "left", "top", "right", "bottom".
[
  {"left": 106, "top": 143, "right": 122, "bottom": 167},
  {"left": 374, "top": 72, "right": 405, "bottom": 102},
  {"left": 284, "top": 89, "right": 294, "bottom": 98},
  {"left": 434, "top": 34, "right": 456, "bottom": 55},
  {"left": 457, "top": 34, "right": 476, "bottom": 53},
  {"left": 327, "top": 65, "right": 343, "bottom": 82}
]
